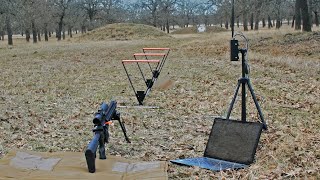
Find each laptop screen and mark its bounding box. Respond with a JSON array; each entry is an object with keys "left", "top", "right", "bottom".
[{"left": 204, "top": 118, "right": 263, "bottom": 165}]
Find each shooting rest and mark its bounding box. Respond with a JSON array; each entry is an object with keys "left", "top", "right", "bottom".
[
  {"left": 170, "top": 118, "right": 263, "bottom": 171},
  {"left": 122, "top": 48, "right": 170, "bottom": 105}
]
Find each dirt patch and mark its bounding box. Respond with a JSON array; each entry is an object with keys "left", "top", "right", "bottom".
[{"left": 77, "top": 23, "right": 172, "bottom": 41}]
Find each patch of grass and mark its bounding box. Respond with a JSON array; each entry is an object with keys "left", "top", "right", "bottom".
[{"left": 0, "top": 25, "right": 319, "bottom": 179}]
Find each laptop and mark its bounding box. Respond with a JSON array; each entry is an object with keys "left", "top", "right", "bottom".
[{"left": 170, "top": 118, "right": 263, "bottom": 171}]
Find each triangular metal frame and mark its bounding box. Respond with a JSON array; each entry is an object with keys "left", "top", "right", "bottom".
[{"left": 122, "top": 48, "right": 170, "bottom": 105}]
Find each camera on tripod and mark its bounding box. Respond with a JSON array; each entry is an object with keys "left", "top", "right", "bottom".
[{"left": 230, "top": 39, "right": 239, "bottom": 61}]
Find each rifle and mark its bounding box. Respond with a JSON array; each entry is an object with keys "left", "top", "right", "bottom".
[{"left": 85, "top": 100, "right": 131, "bottom": 173}]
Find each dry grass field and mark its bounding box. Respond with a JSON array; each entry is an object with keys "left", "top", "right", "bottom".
[{"left": 0, "top": 24, "right": 319, "bottom": 179}]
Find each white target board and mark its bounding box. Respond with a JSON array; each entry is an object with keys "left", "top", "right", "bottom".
[{"left": 197, "top": 25, "right": 206, "bottom": 33}]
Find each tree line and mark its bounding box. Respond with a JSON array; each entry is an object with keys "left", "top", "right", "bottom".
[{"left": 0, "top": 0, "right": 319, "bottom": 45}]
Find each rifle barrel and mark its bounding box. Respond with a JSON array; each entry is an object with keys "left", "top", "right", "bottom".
[{"left": 104, "top": 101, "right": 117, "bottom": 120}]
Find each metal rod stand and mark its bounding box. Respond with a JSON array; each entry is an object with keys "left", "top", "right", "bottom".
[{"left": 226, "top": 49, "right": 267, "bottom": 130}]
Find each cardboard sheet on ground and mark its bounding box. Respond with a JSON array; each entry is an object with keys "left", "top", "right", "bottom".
[{"left": 0, "top": 150, "right": 168, "bottom": 180}]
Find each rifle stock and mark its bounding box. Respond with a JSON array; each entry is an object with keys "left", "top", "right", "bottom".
[{"left": 85, "top": 133, "right": 100, "bottom": 173}]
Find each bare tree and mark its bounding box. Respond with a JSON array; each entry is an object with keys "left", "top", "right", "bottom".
[
  {"left": 0, "top": 16, "right": 4, "bottom": 41},
  {"left": 100, "top": 0, "right": 125, "bottom": 23},
  {"left": 275, "top": 0, "right": 282, "bottom": 29},
  {"left": 294, "top": 0, "right": 301, "bottom": 30},
  {"left": 5, "top": 15, "right": 13, "bottom": 45},
  {"left": 254, "top": 0, "right": 264, "bottom": 30},
  {"left": 52, "top": 0, "right": 72, "bottom": 41},
  {"left": 65, "top": 1, "right": 85, "bottom": 37},
  {"left": 0, "top": 0, "right": 17, "bottom": 45},
  {"left": 175, "top": 0, "right": 200, "bottom": 27},
  {"left": 195, "top": 2, "right": 216, "bottom": 27},
  {"left": 300, "top": 0, "right": 311, "bottom": 31},
  {"left": 80, "top": 0, "right": 102, "bottom": 30},
  {"left": 295, "top": 0, "right": 312, "bottom": 31},
  {"left": 159, "top": 0, "right": 177, "bottom": 33},
  {"left": 209, "top": 0, "right": 232, "bottom": 30},
  {"left": 140, "top": 0, "right": 161, "bottom": 27},
  {"left": 309, "top": 0, "right": 320, "bottom": 26},
  {"left": 19, "top": 0, "right": 47, "bottom": 43},
  {"left": 242, "top": 1, "right": 249, "bottom": 31}
]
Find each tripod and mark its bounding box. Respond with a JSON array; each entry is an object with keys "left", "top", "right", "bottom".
[{"left": 226, "top": 49, "right": 267, "bottom": 130}]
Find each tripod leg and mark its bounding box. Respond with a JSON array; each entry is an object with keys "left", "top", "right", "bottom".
[
  {"left": 226, "top": 81, "right": 241, "bottom": 119},
  {"left": 247, "top": 81, "right": 267, "bottom": 130},
  {"left": 241, "top": 80, "right": 246, "bottom": 122}
]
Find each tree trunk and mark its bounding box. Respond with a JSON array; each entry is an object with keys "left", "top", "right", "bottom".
[
  {"left": 166, "top": 18, "right": 170, "bottom": 33},
  {"left": 44, "top": 23, "right": 48, "bottom": 41},
  {"left": 45, "top": 30, "right": 48, "bottom": 41},
  {"left": 57, "top": 20, "right": 63, "bottom": 40},
  {"left": 69, "top": 27, "right": 73, "bottom": 38},
  {"left": 295, "top": 0, "right": 302, "bottom": 30},
  {"left": 250, "top": 13, "right": 254, "bottom": 30},
  {"left": 49, "top": 31, "right": 51, "bottom": 37},
  {"left": 62, "top": 29, "right": 65, "bottom": 40},
  {"left": 1, "top": 31, "right": 4, "bottom": 41},
  {"left": 6, "top": 15, "right": 13, "bottom": 45},
  {"left": 243, "top": 13, "right": 248, "bottom": 31},
  {"left": 275, "top": 0, "right": 281, "bottom": 29},
  {"left": 32, "top": 20, "right": 37, "bottom": 43},
  {"left": 37, "top": 32, "right": 41, "bottom": 41},
  {"left": 276, "top": 17, "right": 281, "bottom": 29},
  {"left": 254, "top": 0, "right": 263, "bottom": 30},
  {"left": 225, "top": 20, "right": 229, "bottom": 29},
  {"left": 152, "top": 13, "right": 157, "bottom": 27},
  {"left": 254, "top": 17, "right": 259, "bottom": 30},
  {"left": 262, "top": 18, "right": 266, "bottom": 27},
  {"left": 81, "top": 26, "right": 86, "bottom": 34},
  {"left": 268, "top": 15, "right": 273, "bottom": 28},
  {"left": 237, "top": 18, "right": 240, "bottom": 27},
  {"left": 301, "top": 0, "right": 311, "bottom": 31},
  {"left": 292, "top": 15, "right": 295, "bottom": 28},
  {"left": 88, "top": 10, "right": 95, "bottom": 31},
  {"left": 26, "top": 30, "right": 30, "bottom": 42},
  {"left": 315, "top": 11, "right": 319, "bottom": 26}
]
